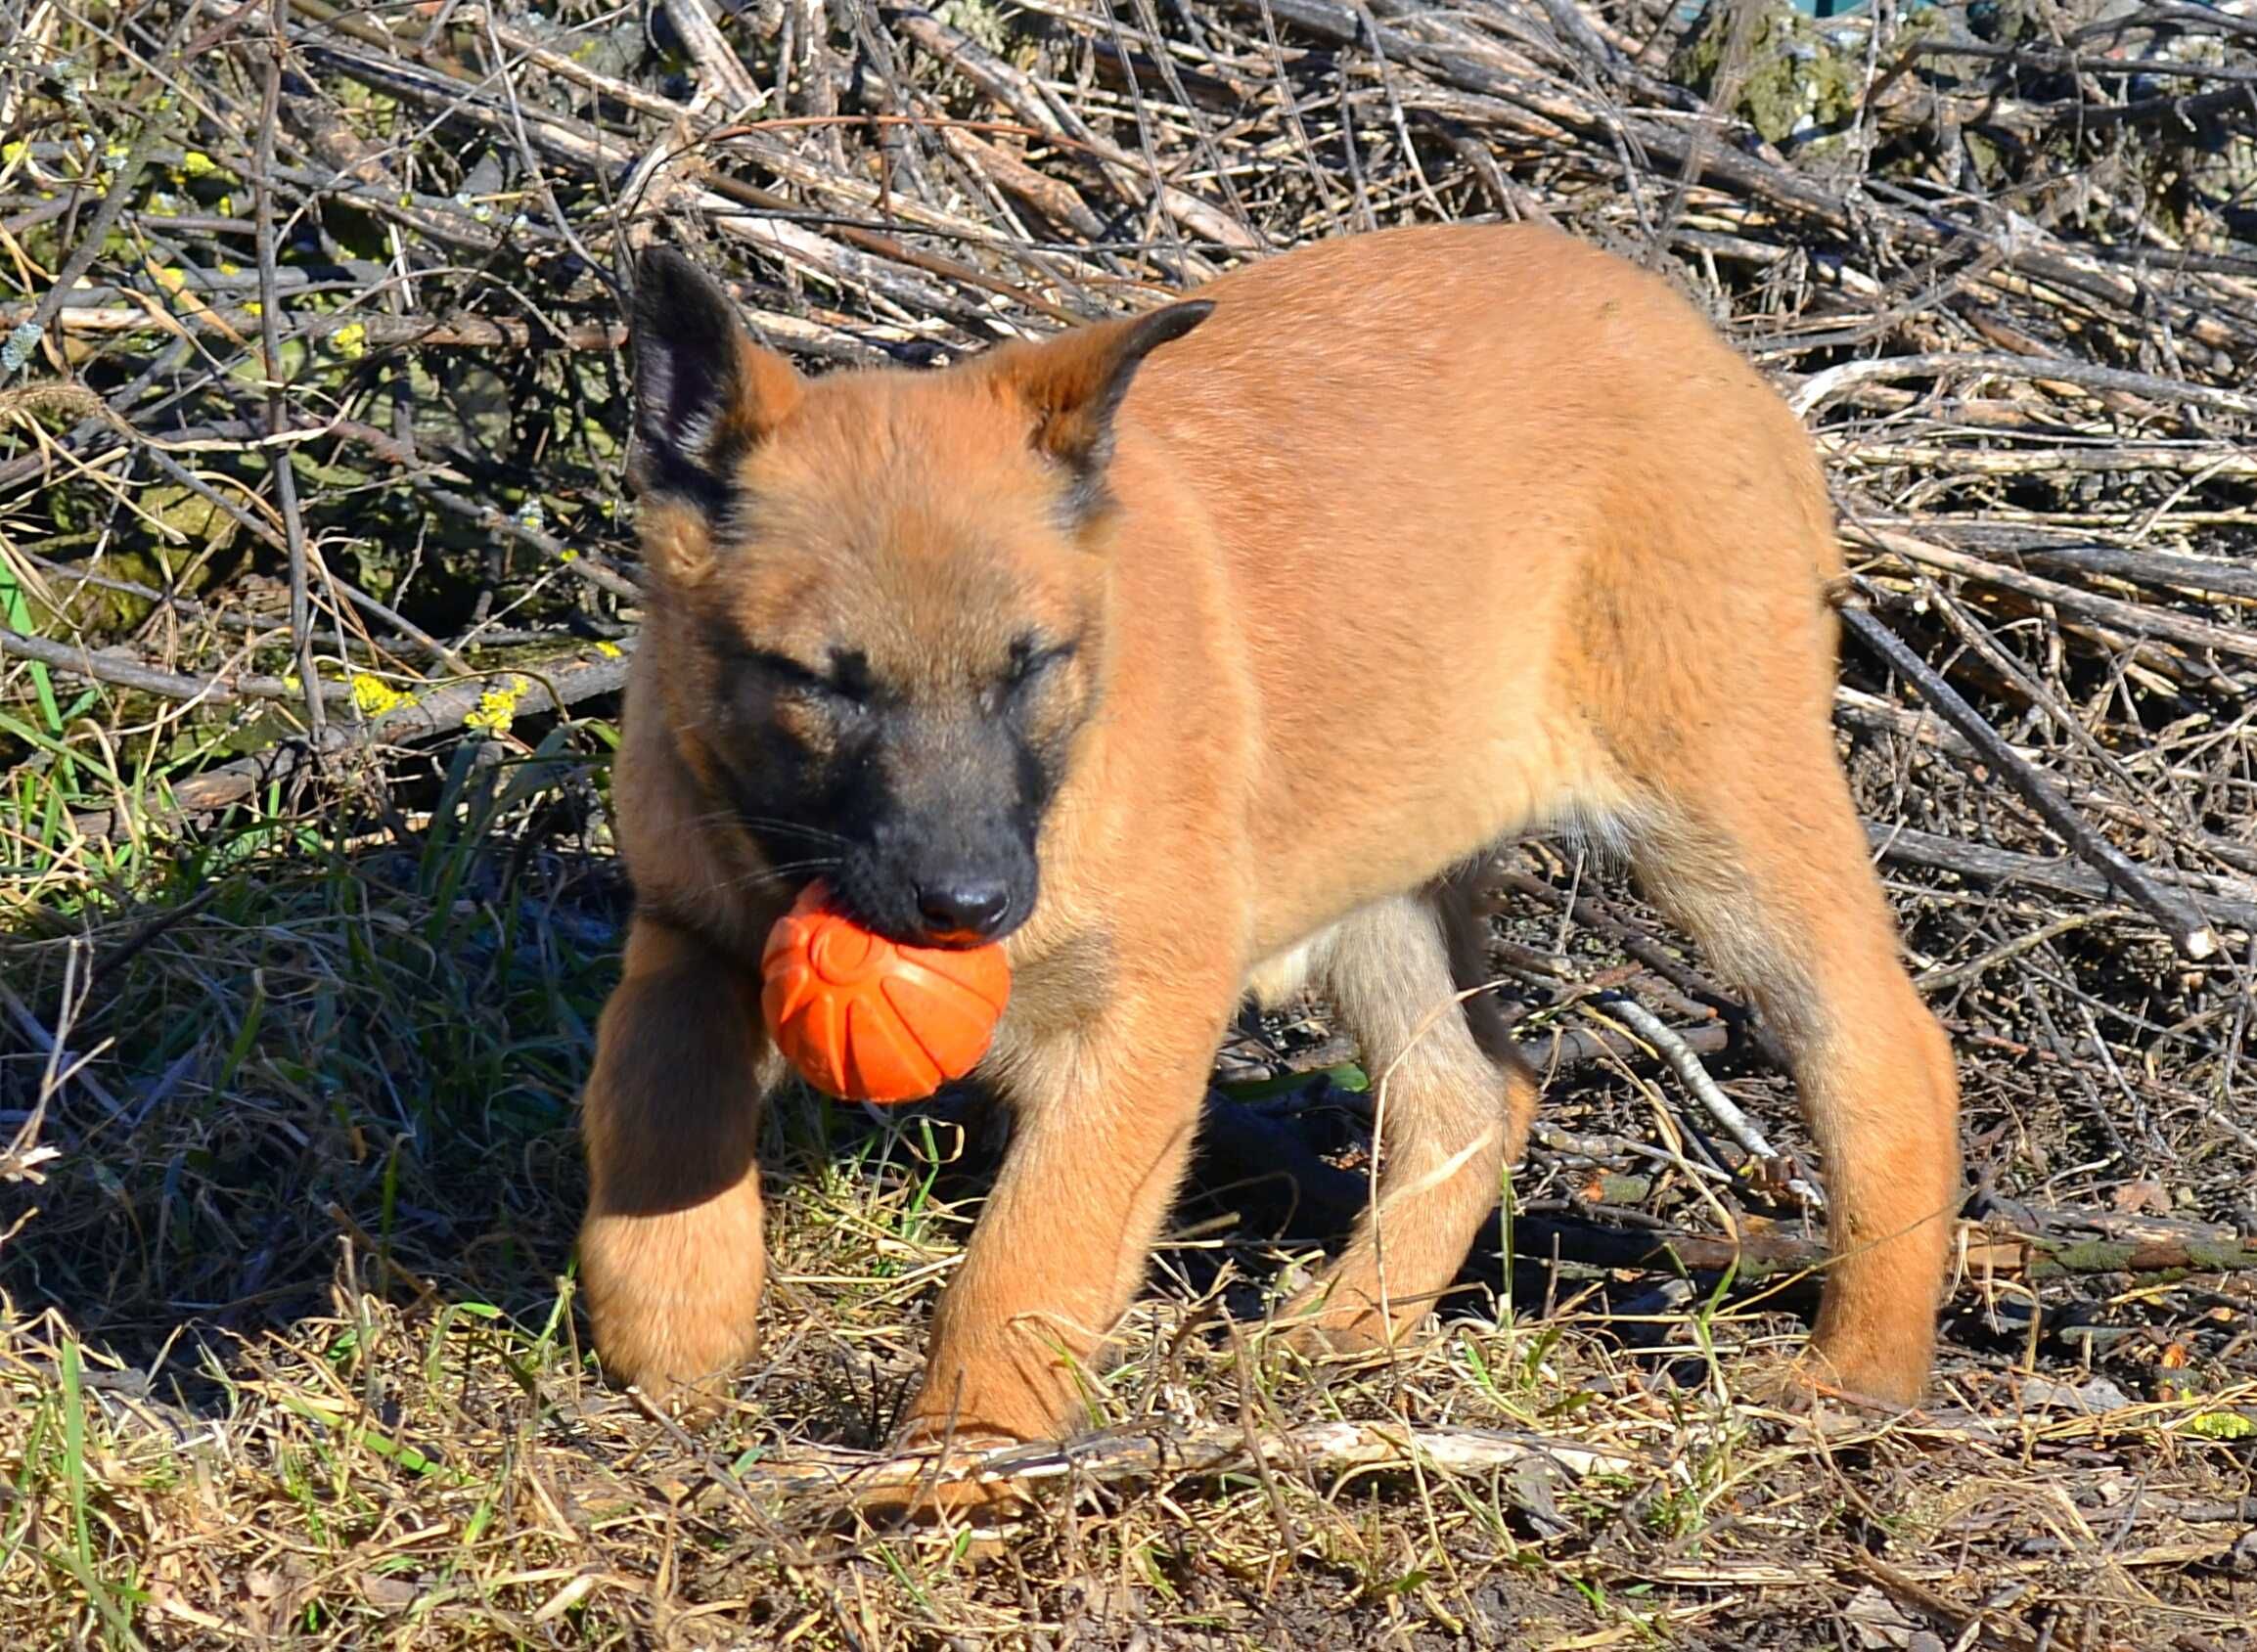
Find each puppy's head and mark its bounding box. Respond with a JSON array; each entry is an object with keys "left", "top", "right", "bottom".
[{"left": 625, "top": 248, "right": 1209, "bottom": 948}]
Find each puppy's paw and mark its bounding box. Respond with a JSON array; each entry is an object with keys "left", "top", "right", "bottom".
[
  {"left": 856, "top": 1427, "right": 1040, "bottom": 1523},
  {"left": 1736, "top": 1345, "right": 1926, "bottom": 1430}
]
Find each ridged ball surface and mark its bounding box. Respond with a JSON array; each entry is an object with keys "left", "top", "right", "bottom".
[{"left": 760, "top": 883, "right": 1012, "bottom": 1103}]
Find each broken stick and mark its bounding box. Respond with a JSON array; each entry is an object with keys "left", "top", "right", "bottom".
[{"left": 1839, "top": 603, "right": 2222, "bottom": 960}]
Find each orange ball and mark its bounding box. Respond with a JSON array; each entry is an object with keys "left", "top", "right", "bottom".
[{"left": 760, "top": 882, "right": 1013, "bottom": 1103}]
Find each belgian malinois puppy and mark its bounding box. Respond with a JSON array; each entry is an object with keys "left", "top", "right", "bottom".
[{"left": 577, "top": 222, "right": 1963, "bottom": 1456}]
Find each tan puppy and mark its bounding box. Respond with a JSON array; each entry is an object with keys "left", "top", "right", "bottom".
[{"left": 576, "top": 222, "right": 1963, "bottom": 1451}]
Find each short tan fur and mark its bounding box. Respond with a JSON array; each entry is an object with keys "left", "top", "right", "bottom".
[{"left": 577, "top": 222, "right": 1963, "bottom": 1452}]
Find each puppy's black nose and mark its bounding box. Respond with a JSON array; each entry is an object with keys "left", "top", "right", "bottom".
[{"left": 915, "top": 878, "right": 1011, "bottom": 942}]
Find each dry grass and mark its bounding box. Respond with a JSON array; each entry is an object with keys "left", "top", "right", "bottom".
[{"left": 4, "top": 0, "right": 2257, "bottom": 1645}]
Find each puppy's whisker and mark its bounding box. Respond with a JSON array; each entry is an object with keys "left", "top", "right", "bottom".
[
  {"left": 670, "top": 806, "right": 857, "bottom": 850},
  {"left": 734, "top": 814, "right": 857, "bottom": 848},
  {"left": 711, "top": 858, "right": 842, "bottom": 895}
]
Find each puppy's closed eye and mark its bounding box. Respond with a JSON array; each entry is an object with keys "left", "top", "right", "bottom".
[
  {"left": 746, "top": 647, "right": 877, "bottom": 713},
  {"left": 1004, "top": 637, "right": 1076, "bottom": 693}
]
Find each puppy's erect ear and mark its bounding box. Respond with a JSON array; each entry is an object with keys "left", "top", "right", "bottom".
[
  {"left": 990, "top": 299, "right": 1213, "bottom": 521},
  {"left": 628, "top": 246, "right": 804, "bottom": 518}
]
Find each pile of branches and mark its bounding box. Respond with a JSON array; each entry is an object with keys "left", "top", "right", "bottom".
[
  {"left": 2, "top": 0, "right": 2254, "bottom": 980},
  {"left": 6, "top": 14, "right": 2257, "bottom": 1637}
]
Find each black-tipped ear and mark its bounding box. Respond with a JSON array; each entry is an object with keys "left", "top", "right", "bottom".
[
  {"left": 628, "top": 246, "right": 803, "bottom": 516},
  {"left": 992, "top": 299, "right": 1214, "bottom": 520}
]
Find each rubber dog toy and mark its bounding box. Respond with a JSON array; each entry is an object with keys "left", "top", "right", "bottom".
[{"left": 760, "top": 882, "right": 1012, "bottom": 1103}]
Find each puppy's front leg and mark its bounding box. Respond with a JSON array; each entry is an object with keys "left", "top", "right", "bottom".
[
  {"left": 900, "top": 992, "right": 1229, "bottom": 1447},
  {"left": 578, "top": 917, "right": 779, "bottom": 1406}
]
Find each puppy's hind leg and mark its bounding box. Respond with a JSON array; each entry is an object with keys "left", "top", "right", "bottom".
[
  {"left": 1285, "top": 870, "right": 1536, "bottom": 1350},
  {"left": 1614, "top": 722, "right": 1962, "bottom": 1406}
]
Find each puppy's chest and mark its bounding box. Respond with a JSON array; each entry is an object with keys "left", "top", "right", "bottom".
[{"left": 996, "top": 925, "right": 1117, "bottom": 1042}]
